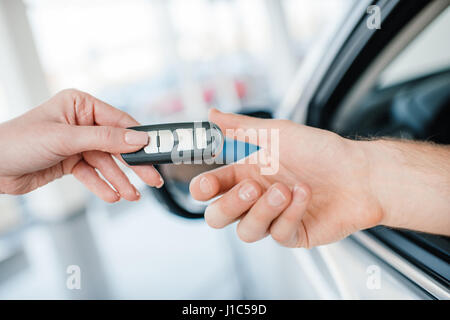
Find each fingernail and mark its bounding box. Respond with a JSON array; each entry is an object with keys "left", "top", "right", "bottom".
[
  {"left": 267, "top": 187, "right": 286, "bottom": 207},
  {"left": 199, "top": 177, "right": 212, "bottom": 194},
  {"left": 238, "top": 183, "right": 258, "bottom": 202},
  {"left": 125, "top": 130, "right": 149, "bottom": 145},
  {"left": 135, "top": 188, "right": 141, "bottom": 198},
  {"left": 293, "top": 185, "right": 307, "bottom": 203},
  {"left": 156, "top": 177, "right": 164, "bottom": 188}
]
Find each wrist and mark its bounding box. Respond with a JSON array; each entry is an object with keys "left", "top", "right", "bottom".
[
  {"left": 348, "top": 139, "right": 389, "bottom": 227},
  {"left": 342, "top": 138, "right": 387, "bottom": 229},
  {"left": 357, "top": 139, "right": 397, "bottom": 227},
  {"left": 356, "top": 138, "right": 450, "bottom": 234}
]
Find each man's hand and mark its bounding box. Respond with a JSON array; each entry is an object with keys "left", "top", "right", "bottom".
[
  {"left": 190, "top": 109, "right": 450, "bottom": 248},
  {"left": 0, "top": 89, "right": 163, "bottom": 202}
]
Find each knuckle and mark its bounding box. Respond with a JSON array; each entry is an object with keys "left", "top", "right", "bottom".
[
  {"left": 60, "top": 89, "right": 96, "bottom": 124},
  {"left": 222, "top": 207, "right": 240, "bottom": 220},
  {"left": 86, "top": 151, "right": 109, "bottom": 167},
  {"left": 252, "top": 211, "right": 272, "bottom": 224},
  {"left": 96, "top": 157, "right": 111, "bottom": 169},
  {"left": 81, "top": 150, "right": 94, "bottom": 160},
  {"left": 236, "top": 224, "right": 256, "bottom": 243},
  {"left": 58, "top": 88, "right": 81, "bottom": 99},
  {"left": 296, "top": 232, "right": 311, "bottom": 249},
  {"left": 98, "top": 126, "right": 114, "bottom": 142},
  {"left": 71, "top": 162, "right": 86, "bottom": 179},
  {"left": 0, "top": 177, "right": 27, "bottom": 195},
  {"left": 270, "top": 227, "right": 290, "bottom": 245},
  {"left": 281, "top": 212, "right": 299, "bottom": 224},
  {"left": 104, "top": 193, "right": 118, "bottom": 203},
  {"left": 277, "top": 119, "right": 293, "bottom": 128},
  {"left": 298, "top": 239, "right": 311, "bottom": 249}
]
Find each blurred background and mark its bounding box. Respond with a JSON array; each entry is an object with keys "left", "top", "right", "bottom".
[{"left": 0, "top": 0, "right": 354, "bottom": 299}]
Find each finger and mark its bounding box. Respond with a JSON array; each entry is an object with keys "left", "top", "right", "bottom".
[
  {"left": 236, "top": 183, "right": 291, "bottom": 243},
  {"left": 190, "top": 165, "right": 237, "bottom": 201},
  {"left": 209, "top": 109, "right": 292, "bottom": 148},
  {"left": 190, "top": 162, "right": 260, "bottom": 201},
  {"left": 270, "top": 183, "right": 311, "bottom": 248},
  {"left": 90, "top": 96, "right": 139, "bottom": 128},
  {"left": 209, "top": 108, "right": 277, "bottom": 133},
  {"left": 113, "top": 153, "right": 164, "bottom": 188},
  {"left": 83, "top": 151, "right": 140, "bottom": 201},
  {"left": 67, "top": 125, "right": 149, "bottom": 155},
  {"left": 62, "top": 89, "right": 140, "bottom": 128},
  {"left": 190, "top": 173, "right": 221, "bottom": 201},
  {"left": 72, "top": 160, "right": 120, "bottom": 203},
  {"left": 204, "top": 179, "right": 262, "bottom": 229}
]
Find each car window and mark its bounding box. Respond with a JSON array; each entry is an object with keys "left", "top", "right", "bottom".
[
  {"left": 338, "top": 5, "right": 450, "bottom": 143},
  {"left": 378, "top": 6, "right": 450, "bottom": 88}
]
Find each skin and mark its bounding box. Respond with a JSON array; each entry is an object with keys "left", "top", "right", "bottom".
[
  {"left": 189, "top": 109, "right": 450, "bottom": 248},
  {"left": 0, "top": 89, "right": 163, "bottom": 203},
  {"left": 1, "top": 94, "right": 448, "bottom": 248}
]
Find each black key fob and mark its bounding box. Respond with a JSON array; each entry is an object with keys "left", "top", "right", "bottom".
[{"left": 121, "top": 121, "right": 224, "bottom": 165}]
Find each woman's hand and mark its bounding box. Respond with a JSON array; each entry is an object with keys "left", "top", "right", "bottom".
[
  {"left": 190, "top": 109, "right": 450, "bottom": 248},
  {"left": 0, "top": 89, "right": 163, "bottom": 202}
]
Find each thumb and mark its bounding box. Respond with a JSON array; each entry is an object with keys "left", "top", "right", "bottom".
[{"left": 67, "top": 125, "right": 149, "bottom": 155}]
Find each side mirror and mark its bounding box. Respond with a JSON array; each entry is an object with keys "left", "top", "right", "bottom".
[{"left": 149, "top": 110, "right": 273, "bottom": 219}]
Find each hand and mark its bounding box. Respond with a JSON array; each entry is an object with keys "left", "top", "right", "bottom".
[
  {"left": 190, "top": 109, "right": 450, "bottom": 248},
  {"left": 0, "top": 89, "right": 163, "bottom": 202},
  {"left": 190, "top": 109, "right": 381, "bottom": 248}
]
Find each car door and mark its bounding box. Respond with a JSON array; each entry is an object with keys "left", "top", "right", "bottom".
[{"left": 278, "top": 0, "right": 449, "bottom": 299}]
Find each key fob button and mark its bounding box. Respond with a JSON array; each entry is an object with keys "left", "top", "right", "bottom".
[
  {"left": 195, "top": 127, "right": 207, "bottom": 149},
  {"left": 144, "top": 131, "right": 158, "bottom": 154},
  {"left": 176, "top": 128, "right": 194, "bottom": 151},
  {"left": 158, "top": 130, "right": 174, "bottom": 153}
]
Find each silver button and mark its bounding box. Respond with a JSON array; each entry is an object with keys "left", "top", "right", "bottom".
[
  {"left": 144, "top": 131, "right": 158, "bottom": 154},
  {"left": 195, "top": 128, "right": 207, "bottom": 149},
  {"left": 158, "top": 130, "right": 174, "bottom": 153},
  {"left": 176, "top": 128, "right": 194, "bottom": 151}
]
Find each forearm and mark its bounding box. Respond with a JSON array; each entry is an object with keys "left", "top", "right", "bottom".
[{"left": 361, "top": 139, "right": 450, "bottom": 235}]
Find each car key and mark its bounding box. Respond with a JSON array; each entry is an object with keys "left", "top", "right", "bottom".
[{"left": 121, "top": 121, "right": 224, "bottom": 165}]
